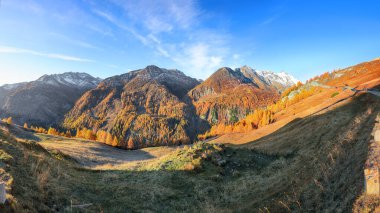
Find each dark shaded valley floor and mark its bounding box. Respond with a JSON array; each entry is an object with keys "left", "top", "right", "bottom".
[{"left": 0, "top": 92, "right": 379, "bottom": 212}]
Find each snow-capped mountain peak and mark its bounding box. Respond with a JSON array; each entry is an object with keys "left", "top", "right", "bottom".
[
  {"left": 256, "top": 70, "right": 299, "bottom": 87},
  {"left": 37, "top": 72, "right": 101, "bottom": 88}
]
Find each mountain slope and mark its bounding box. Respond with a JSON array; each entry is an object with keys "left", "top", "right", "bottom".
[
  {"left": 188, "top": 67, "right": 284, "bottom": 125},
  {"left": 63, "top": 65, "right": 203, "bottom": 148},
  {"left": 210, "top": 58, "right": 380, "bottom": 145},
  {"left": 0, "top": 72, "right": 101, "bottom": 126},
  {"left": 2, "top": 59, "right": 380, "bottom": 212},
  {"left": 2, "top": 86, "right": 378, "bottom": 212}
]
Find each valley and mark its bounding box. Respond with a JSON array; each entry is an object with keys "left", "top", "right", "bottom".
[
  {"left": 1, "top": 85, "right": 379, "bottom": 212},
  {"left": 1, "top": 1, "right": 379, "bottom": 212},
  {"left": 39, "top": 134, "right": 179, "bottom": 170},
  {"left": 1, "top": 59, "right": 379, "bottom": 212}
]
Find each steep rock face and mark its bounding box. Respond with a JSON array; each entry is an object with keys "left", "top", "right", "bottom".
[
  {"left": 188, "top": 67, "right": 289, "bottom": 125},
  {"left": 63, "top": 65, "right": 203, "bottom": 148},
  {"left": 0, "top": 72, "right": 101, "bottom": 126}
]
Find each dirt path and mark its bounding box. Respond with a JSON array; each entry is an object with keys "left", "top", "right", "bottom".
[{"left": 38, "top": 135, "right": 179, "bottom": 169}]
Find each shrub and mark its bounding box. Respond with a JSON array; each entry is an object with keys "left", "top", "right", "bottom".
[
  {"left": 5, "top": 117, "right": 12, "bottom": 125},
  {"left": 184, "top": 163, "right": 195, "bottom": 171},
  {"left": 331, "top": 92, "right": 339, "bottom": 98}
]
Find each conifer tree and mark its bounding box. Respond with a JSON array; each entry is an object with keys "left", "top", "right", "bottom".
[
  {"left": 127, "top": 137, "right": 135, "bottom": 150},
  {"left": 6, "top": 117, "right": 12, "bottom": 125},
  {"left": 106, "top": 133, "right": 113, "bottom": 145},
  {"left": 65, "top": 130, "right": 72, "bottom": 138},
  {"left": 48, "top": 127, "right": 59, "bottom": 135},
  {"left": 76, "top": 128, "right": 82, "bottom": 138},
  {"left": 85, "top": 129, "right": 96, "bottom": 140},
  {"left": 112, "top": 136, "right": 119, "bottom": 147}
]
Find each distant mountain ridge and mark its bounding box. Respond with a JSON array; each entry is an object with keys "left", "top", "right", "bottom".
[
  {"left": 0, "top": 72, "right": 101, "bottom": 126},
  {"left": 36, "top": 72, "right": 101, "bottom": 88}
]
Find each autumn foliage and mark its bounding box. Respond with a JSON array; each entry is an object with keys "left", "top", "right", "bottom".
[
  {"left": 1, "top": 117, "right": 13, "bottom": 125},
  {"left": 198, "top": 109, "right": 275, "bottom": 140},
  {"left": 198, "top": 81, "right": 321, "bottom": 140},
  {"left": 70, "top": 127, "right": 138, "bottom": 149},
  {"left": 30, "top": 126, "right": 47, "bottom": 134}
]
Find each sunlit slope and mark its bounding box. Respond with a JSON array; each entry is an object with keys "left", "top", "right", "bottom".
[
  {"left": 1, "top": 59, "right": 380, "bottom": 212},
  {"left": 38, "top": 134, "right": 179, "bottom": 170},
  {"left": 210, "top": 58, "right": 380, "bottom": 145},
  {"left": 1, "top": 91, "right": 379, "bottom": 212}
]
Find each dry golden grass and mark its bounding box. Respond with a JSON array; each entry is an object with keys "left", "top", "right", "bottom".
[
  {"left": 38, "top": 134, "right": 179, "bottom": 170},
  {"left": 1, "top": 90, "right": 380, "bottom": 212}
]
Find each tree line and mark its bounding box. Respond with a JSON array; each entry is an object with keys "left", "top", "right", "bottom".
[
  {"left": 198, "top": 80, "right": 323, "bottom": 140},
  {"left": 2, "top": 120, "right": 138, "bottom": 150}
]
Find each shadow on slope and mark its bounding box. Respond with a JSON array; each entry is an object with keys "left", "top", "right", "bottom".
[
  {"left": 0, "top": 128, "right": 278, "bottom": 212},
  {"left": 0, "top": 122, "right": 41, "bottom": 142},
  {"left": 223, "top": 92, "right": 380, "bottom": 212},
  {"left": 1, "top": 92, "right": 379, "bottom": 212}
]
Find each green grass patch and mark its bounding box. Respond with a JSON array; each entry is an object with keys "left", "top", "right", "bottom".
[{"left": 331, "top": 92, "right": 339, "bottom": 98}]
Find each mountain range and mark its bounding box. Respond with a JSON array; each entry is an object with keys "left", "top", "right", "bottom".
[
  {"left": 0, "top": 72, "right": 101, "bottom": 126},
  {"left": 1, "top": 58, "right": 380, "bottom": 212},
  {"left": 0, "top": 66, "right": 297, "bottom": 147}
]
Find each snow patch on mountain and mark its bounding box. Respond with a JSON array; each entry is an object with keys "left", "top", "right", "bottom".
[
  {"left": 1, "top": 82, "right": 27, "bottom": 90},
  {"left": 37, "top": 72, "right": 102, "bottom": 88},
  {"left": 238, "top": 65, "right": 299, "bottom": 87},
  {"left": 257, "top": 70, "right": 299, "bottom": 87}
]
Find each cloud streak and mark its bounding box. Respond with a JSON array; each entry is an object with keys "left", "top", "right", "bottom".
[
  {"left": 0, "top": 46, "right": 93, "bottom": 62},
  {"left": 91, "top": 1, "right": 227, "bottom": 78},
  {"left": 49, "top": 32, "right": 101, "bottom": 50},
  {"left": 112, "top": 0, "right": 199, "bottom": 33},
  {"left": 92, "top": 9, "right": 149, "bottom": 45},
  {"left": 261, "top": 14, "right": 282, "bottom": 26}
]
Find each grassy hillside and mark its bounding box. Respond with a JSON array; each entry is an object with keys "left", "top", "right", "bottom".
[{"left": 0, "top": 92, "right": 379, "bottom": 212}]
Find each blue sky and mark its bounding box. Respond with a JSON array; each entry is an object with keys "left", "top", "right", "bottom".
[{"left": 0, "top": 0, "right": 379, "bottom": 85}]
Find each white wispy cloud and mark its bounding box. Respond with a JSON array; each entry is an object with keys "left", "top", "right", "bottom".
[
  {"left": 87, "top": 25, "right": 114, "bottom": 38},
  {"left": 92, "top": 9, "right": 116, "bottom": 23},
  {"left": 49, "top": 32, "right": 101, "bottom": 50},
  {"left": 0, "top": 46, "right": 93, "bottom": 62},
  {"left": 113, "top": 0, "right": 199, "bottom": 33},
  {"left": 92, "top": 9, "right": 149, "bottom": 45},
  {"left": 156, "top": 46, "right": 170, "bottom": 57},
  {"left": 92, "top": 0, "right": 230, "bottom": 79},
  {"left": 3, "top": 0, "right": 45, "bottom": 15},
  {"left": 233, "top": 54, "right": 240, "bottom": 60},
  {"left": 261, "top": 14, "right": 282, "bottom": 26},
  {"left": 172, "top": 43, "right": 224, "bottom": 79}
]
